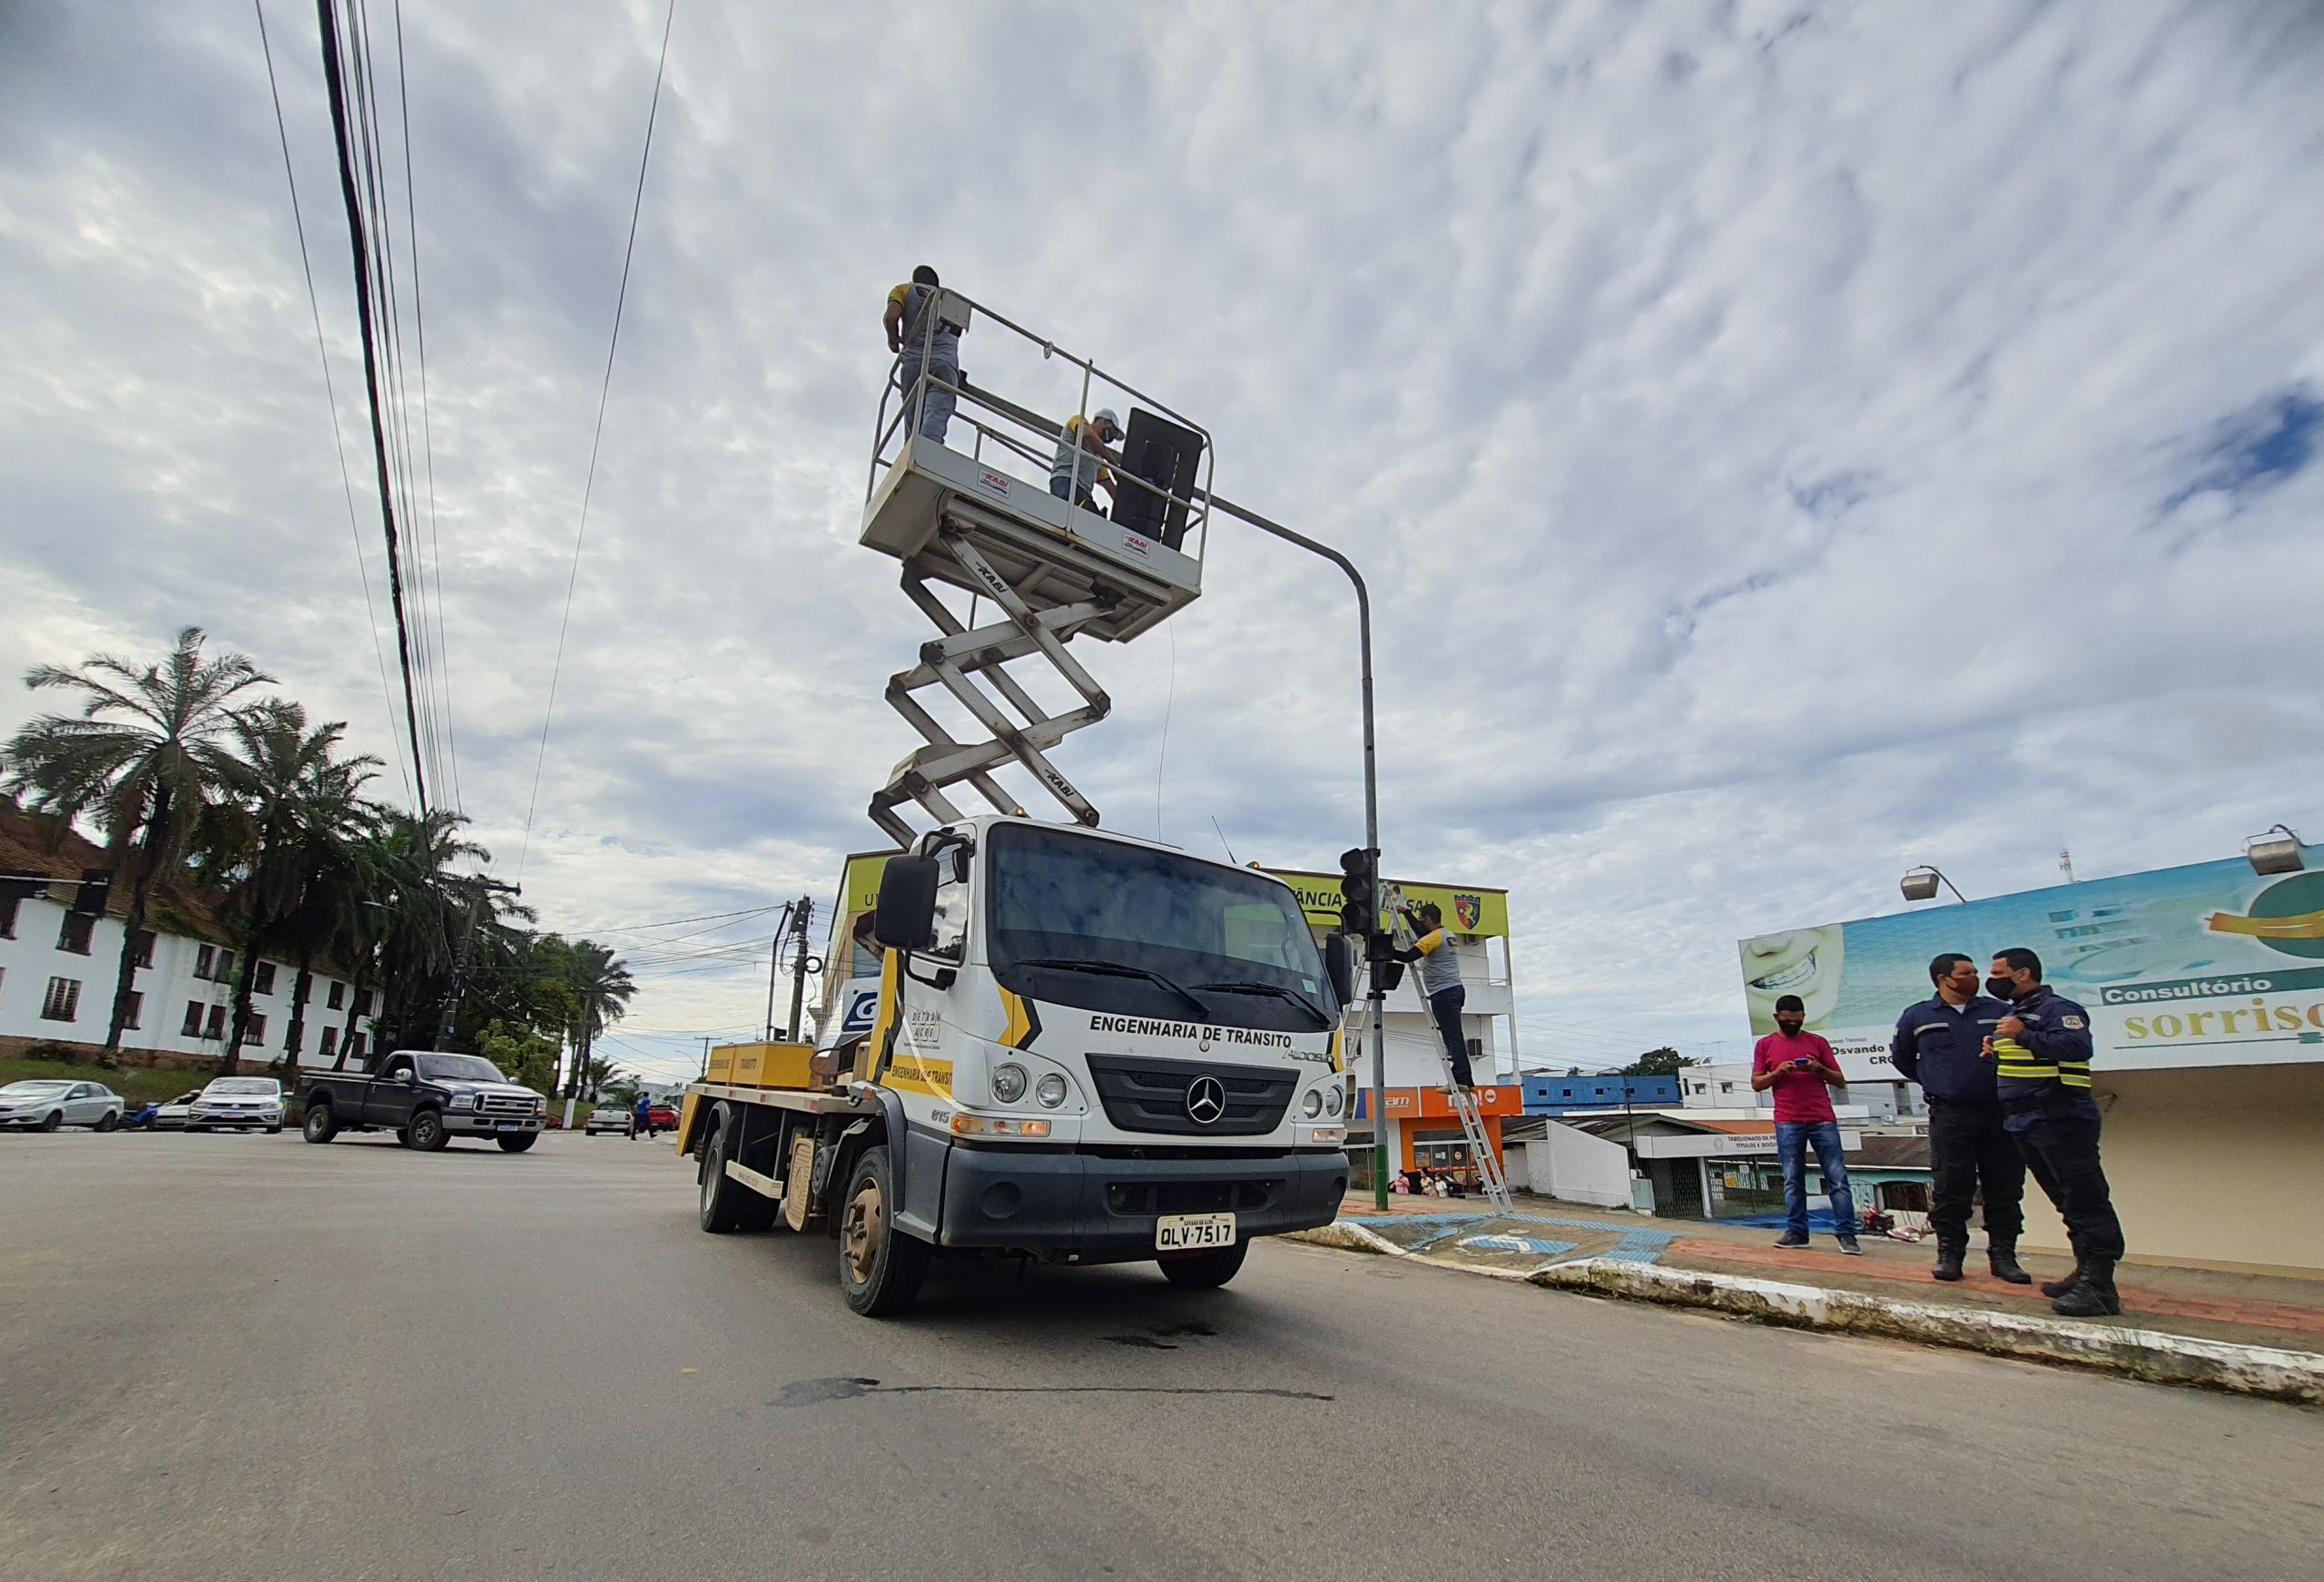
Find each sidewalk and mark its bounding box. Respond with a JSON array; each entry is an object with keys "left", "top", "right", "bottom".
[{"left": 1308, "top": 1192, "right": 2324, "bottom": 1400}]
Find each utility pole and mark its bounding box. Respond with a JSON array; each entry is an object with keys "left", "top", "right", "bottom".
[
  {"left": 699, "top": 1036, "right": 712, "bottom": 1079},
  {"left": 763, "top": 901, "right": 794, "bottom": 1042},
  {"left": 783, "top": 895, "right": 818, "bottom": 1041}
]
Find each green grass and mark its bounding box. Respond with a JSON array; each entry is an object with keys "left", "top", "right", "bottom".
[{"left": 1, "top": 1056, "right": 212, "bottom": 1106}]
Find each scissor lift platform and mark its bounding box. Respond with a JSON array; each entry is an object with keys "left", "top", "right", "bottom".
[{"left": 861, "top": 434, "right": 1202, "bottom": 644}]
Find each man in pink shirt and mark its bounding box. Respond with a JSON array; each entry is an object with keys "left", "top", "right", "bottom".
[{"left": 1751, "top": 993, "right": 1861, "bottom": 1253}]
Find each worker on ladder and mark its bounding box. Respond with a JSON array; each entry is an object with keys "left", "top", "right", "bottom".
[
  {"left": 1392, "top": 900, "right": 1473, "bottom": 1092},
  {"left": 884, "top": 264, "right": 962, "bottom": 445}
]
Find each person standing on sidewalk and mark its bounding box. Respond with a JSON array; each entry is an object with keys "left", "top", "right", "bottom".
[
  {"left": 1891, "top": 953, "right": 2030, "bottom": 1285},
  {"left": 1987, "top": 948, "right": 2125, "bottom": 1317},
  {"left": 1752, "top": 994, "right": 1862, "bottom": 1253},
  {"left": 1389, "top": 900, "right": 1473, "bottom": 1091}
]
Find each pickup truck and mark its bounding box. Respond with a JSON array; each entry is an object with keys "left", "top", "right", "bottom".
[{"left": 299, "top": 1049, "right": 548, "bottom": 1153}]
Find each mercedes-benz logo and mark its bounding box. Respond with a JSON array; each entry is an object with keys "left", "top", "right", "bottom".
[{"left": 1185, "top": 1075, "right": 1226, "bottom": 1126}]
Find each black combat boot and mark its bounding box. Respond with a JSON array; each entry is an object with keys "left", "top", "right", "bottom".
[
  {"left": 2040, "top": 1243, "right": 2085, "bottom": 1299},
  {"left": 2050, "top": 1258, "right": 2122, "bottom": 1318},
  {"left": 1931, "top": 1240, "right": 1965, "bottom": 1282},
  {"left": 1987, "top": 1240, "right": 2032, "bottom": 1285}
]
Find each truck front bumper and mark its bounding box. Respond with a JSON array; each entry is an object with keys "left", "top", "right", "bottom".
[
  {"left": 447, "top": 1114, "right": 545, "bottom": 1135},
  {"left": 937, "top": 1144, "right": 1348, "bottom": 1253}
]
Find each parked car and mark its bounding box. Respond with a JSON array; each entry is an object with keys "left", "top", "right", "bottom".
[
  {"left": 647, "top": 1103, "right": 678, "bottom": 1130},
  {"left": 300, "top": 1050, "right": 547, "bottom": 1153},
  {"left": 186, "top": 1076, "right": 286, "bottom": 1134},
  {"left": 153, "top": 1090, "right": 203, "bottom": 1130},
  {"left": 584, "top": 1105, "right": 635, "bottom": 1136},
  {"left": 0, "top": 1079, "right": 126, "bottom": 1132}
]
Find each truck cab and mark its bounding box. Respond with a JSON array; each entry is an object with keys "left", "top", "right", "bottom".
[{"left": 683, "top": 814, "right": 1355, "bottom": 1314}]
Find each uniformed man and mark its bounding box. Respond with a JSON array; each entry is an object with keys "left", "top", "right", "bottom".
[
  {"left": 1986, "top": 947, "right": 2125, "bottom": 1316},
  {"left": 1049, "top": 408, "right": 1123, "bottom": 512},
  {"left": 883, "top": 264, "right": 964, "bottom": 445},
  {"left": 1389, "top": 900, "right": 1472, "bottom": 1091},
  {"left": 1891, "top": 953, "right": 2028, "bottom": 1284}
]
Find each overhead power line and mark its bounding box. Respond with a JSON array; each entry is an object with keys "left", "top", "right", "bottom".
[
  {"left": 251, "top": 0, "right": 410, "bottom": 807},
  {"left": 315, "top": 0, "right": 429, "bottom": 811},
  {"left": 515, "top": 0, "right": 679, "bottom": 883}
]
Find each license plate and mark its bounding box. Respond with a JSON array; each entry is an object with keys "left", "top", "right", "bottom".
[
  {"left": 1156, "top": 1213, "right": 1236, "bottom": 1252},
  {"left": 496, "top": 1121, "right": 521, "bottom": 1132}
]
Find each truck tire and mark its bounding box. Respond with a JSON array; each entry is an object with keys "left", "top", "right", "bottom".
[
  {"left": 407, "top": 1109, "right": 449, "bottom": 1152},
  {"left": 839, "top": 1145, "right": 929, "bottom": 1318},
  {"left": 497, "top": 1133, "right": 537, "bottom": 1154},
  {"left": 1158, "top": 1239, "right": 1249, "bottom": 1291},
  {"left": 696, "top": 1116, "right": 750, "bottom": 1233},
  {"left": 302, "top": 1103, "right": 340, "bottom": 1144}
]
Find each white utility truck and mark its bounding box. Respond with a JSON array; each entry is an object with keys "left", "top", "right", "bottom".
[{"left": 675, "top": 290, "right": 1356, "bottom": 1314}]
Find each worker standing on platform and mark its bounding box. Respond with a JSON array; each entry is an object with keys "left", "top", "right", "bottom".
[
  {"left": 1049, "top": 408, "right": 1122, "bottom": 511},
  {"left": 1986, "top": 948, "right": 2125, "bottom": 1317},
  {"left": 884, "top": 264, "right": 962, "bottom": 445},
  {"left": 1892, "top": 953, "right": 2029, "bottom": 1285},
  {"left": 1390, "top": 901, "right": 1473, "bottom": 1091}
]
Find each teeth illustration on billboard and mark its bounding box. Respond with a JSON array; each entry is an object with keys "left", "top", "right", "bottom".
[{"left": 1738, "top": 845, "right": 2324, "bottom": 1074}]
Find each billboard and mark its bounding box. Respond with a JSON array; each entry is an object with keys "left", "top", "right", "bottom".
[
  {"left": 1266, "top": 870, "right": 1511, "bottom": 938},
  {"left": 1738, "top": 842, "right": 2324, "bottom": 1075}
]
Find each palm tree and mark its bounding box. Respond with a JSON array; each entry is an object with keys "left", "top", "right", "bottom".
[
  {"left": 562, "top": 940, "right": 636, "bottom": 1099},
  {"left": 356, "top": 807, "right": 527, "bottom": 1056},
  {"left": 0, "top": 628, "right": 271, "bottom": 1063},
  {"left": 209, "top": 703, "right": 379, "bottom": 1078}
]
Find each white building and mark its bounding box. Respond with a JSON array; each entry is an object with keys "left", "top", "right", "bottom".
[
  {"left": 1679, "top": 1058, "right": 1920, "bottom": 1123},
  {"left": 2, "top": 810, "right": 380, "bottom": 1073}
]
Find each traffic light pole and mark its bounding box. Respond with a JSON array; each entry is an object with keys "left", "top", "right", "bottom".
[{"left": 1195, "top": 489, "right": 1391, "bottom": 1210}]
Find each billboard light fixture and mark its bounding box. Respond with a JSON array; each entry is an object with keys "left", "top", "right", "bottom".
[
  {"left": 2245, "top": 825, "right": 2305, "bottom": 878},
  {"left": 1900, "top": 865, "right": 1968, "bottom": 904}
]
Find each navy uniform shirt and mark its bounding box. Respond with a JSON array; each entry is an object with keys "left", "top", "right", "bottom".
[
  {"left": 1889, "top": 994, "right": 2009, "bottom": 1103},
  {"left": 1995, "top": 984, "right": 2102, "bottom": 1130}
]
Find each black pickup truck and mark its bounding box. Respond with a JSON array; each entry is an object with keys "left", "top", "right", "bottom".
[{"left": 300, "top": 1049, "right": 547, "bottom": 1153}]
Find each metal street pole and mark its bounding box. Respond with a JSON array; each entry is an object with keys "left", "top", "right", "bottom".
[
  {"left": 1196, "top": 487, "right": 1388, "bottom": 1210},
  {"left": 784, "top": 895, "right": 816, "bottom": 1041},
  {"left": 763, "top": 900, "right": 793, "bottom": 1042}
]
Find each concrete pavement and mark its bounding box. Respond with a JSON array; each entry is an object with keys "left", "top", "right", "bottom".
[{"left": 4, "top": 1128, "right": 2320, "bottom": 1581}]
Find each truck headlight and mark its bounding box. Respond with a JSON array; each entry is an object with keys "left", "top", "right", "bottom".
[
  {"left": 1301, "top": 1088, "right": 1324, "bottom": 1119},
  {"left": 991, "top": 1063, "right": 1028, "bottom": 1105},
  {"left": 454, "top": 1094, "right": 478, "bottom": 1110},
  {"left": 1324, "top": 1084, "right": 1344, "bottom": 1116},
  {"left": 1034, "top": 1073, "right": 1068, "bottom": 1109}
]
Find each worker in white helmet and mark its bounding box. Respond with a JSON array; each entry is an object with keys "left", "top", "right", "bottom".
[{"left": 1049, "top": 407, "right": 1123, "bottom": 512}]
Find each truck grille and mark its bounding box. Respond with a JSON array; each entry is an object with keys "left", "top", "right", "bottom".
[
  {"left": 1083, "top": 1054, "right": 1295, "bottom": 1137},
  {"left": 478, "top": 1092, "right": 535, "bottom": 1115},
  {"left": 1105, "top": 1179, "right": 1280, "bottom": 1216}
]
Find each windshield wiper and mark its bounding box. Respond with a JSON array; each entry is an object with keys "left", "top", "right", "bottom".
[
  {"left": 1011, "top": 958, "right": 1209, "bottom": 1019},
  {"left": 1192, "top": 980, "right": 1331, "bottom": 1027}
]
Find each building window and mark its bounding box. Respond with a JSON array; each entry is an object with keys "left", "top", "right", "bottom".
[
  {"left": 254, "top": 961, "right": 277, "bottom": 995},
  {"left": 1720, "top": 1081, "right": 1735, "bottom": 1094},
  {"left": 214, "top": 950, "right": 235, "bottom": 983},
  {"left": 344, "top": 1030, "right": 367, "bottom": 1063},
  {"left": 182, "top": 1000, "right": 204, "bottom": 1037},
  {"left": 320, "top": 1027, "right": 340, "bottom": 1061},
  {"left": 122, "top": 990, "right": 143, "bottom": 1030},
  {"left": 203, "top": 1004, "right": 226, "bottom": 1040},
  {"left": 133, "top": 929, "right": 156, "bottom": 968},
  {"left": 328, "top": 981, "right": 346, "bottom": 1010},
  {"left": 0, "top": 895, "right": 18, "bottom": 938},
  {"left": 354, "top": 988, "right": 375, "bottom": 1017},
  {"left": 195, "top": 944, "right": 215, "bottom": 979},
  {"left": 57, "top": 912, "right": 95, "bottom": 955},
  {"left": 42, "top": 977, "right": 82, "bottom": 1022},
  {"left": 245, "top": 1012, "right": 268, "bottom": 1045}
]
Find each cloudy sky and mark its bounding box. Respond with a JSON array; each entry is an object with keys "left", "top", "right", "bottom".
[{"left": 5, "top": 1, "right": 2320, "bottom": 1083}]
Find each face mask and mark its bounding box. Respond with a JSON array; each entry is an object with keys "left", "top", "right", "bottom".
[{"left": 1985, "top": 976, "right": 2015, "bottom": 998}]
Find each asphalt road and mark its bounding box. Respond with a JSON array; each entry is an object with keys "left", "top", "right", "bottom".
[{"left": 4, "top": 1129, "right": 2319, "bottom": 1582}]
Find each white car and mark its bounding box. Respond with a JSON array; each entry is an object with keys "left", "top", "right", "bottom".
[
  {"left": 0, "top": 1079, "right": 125, "bottom": 1132},
  {"left": 186, "top": 1076, "right": 286, "bottom": 1134},
  {"left": 584, "top": 1105, "right": 635, "bottom": 1135},
  {"left": 153, "top": 1090, "right": 203, "bottom": 1130}
]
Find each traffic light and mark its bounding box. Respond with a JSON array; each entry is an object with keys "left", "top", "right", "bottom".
[{"left": 1337, "top": 846, "right": 1378, "bottom": 938}]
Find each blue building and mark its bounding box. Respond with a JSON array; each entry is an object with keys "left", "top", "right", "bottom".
[{"left": 1521, "top": 1073, "right": 1680, "bottom": 1115}]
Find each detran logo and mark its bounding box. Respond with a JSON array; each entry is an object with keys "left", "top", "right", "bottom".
[{"left": 2205, "top": 871, "right": 2324, "bottom": 961}]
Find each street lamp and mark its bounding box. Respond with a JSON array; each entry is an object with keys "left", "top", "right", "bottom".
[
  {"left": 1900, "top": 865, "right": 1969, "bottom": 904},
  {"left": 2245, "top": 825, "right": 2306, "bottom": 877}
]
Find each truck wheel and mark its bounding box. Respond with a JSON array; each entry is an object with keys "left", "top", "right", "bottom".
[
  {"left": 303, "top": 1104, "right": 339, "bottom": 1144},
  {"left": 407, "top": 1109, "right": 449, "bottom": 1152},
  {"left": 696, "top": 1116, "right": 749, "bottom": 1233},
  {"left": 497, "top": 1133, "right": 537, "bottom": 1154},
  {"left": 1158, "top": 1239, "right": 1249, "bottom": 1291},
  {"left": 840, "top": 1145, "right": 929, "bottom": 1318}
]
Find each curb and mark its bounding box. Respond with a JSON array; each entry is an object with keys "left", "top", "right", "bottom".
[{"left": 1287, "top": 1224, "right": 2324, "bottom": 1405}]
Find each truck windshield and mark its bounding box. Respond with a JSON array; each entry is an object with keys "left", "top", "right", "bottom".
[
  {"left": 416, "top": 1055, "right": 508, "bottom": 1083},
  {"left": 987, "top": 823, "right": 1335, "bottom": 1030}
]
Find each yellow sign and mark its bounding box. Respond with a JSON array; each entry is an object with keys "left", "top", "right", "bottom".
[
  {"left": 837, "top": 851, "right": 892, "bottom": 924},
  {"left": 1266, "top": 870, "right": 1511, "bottom": 938}
]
